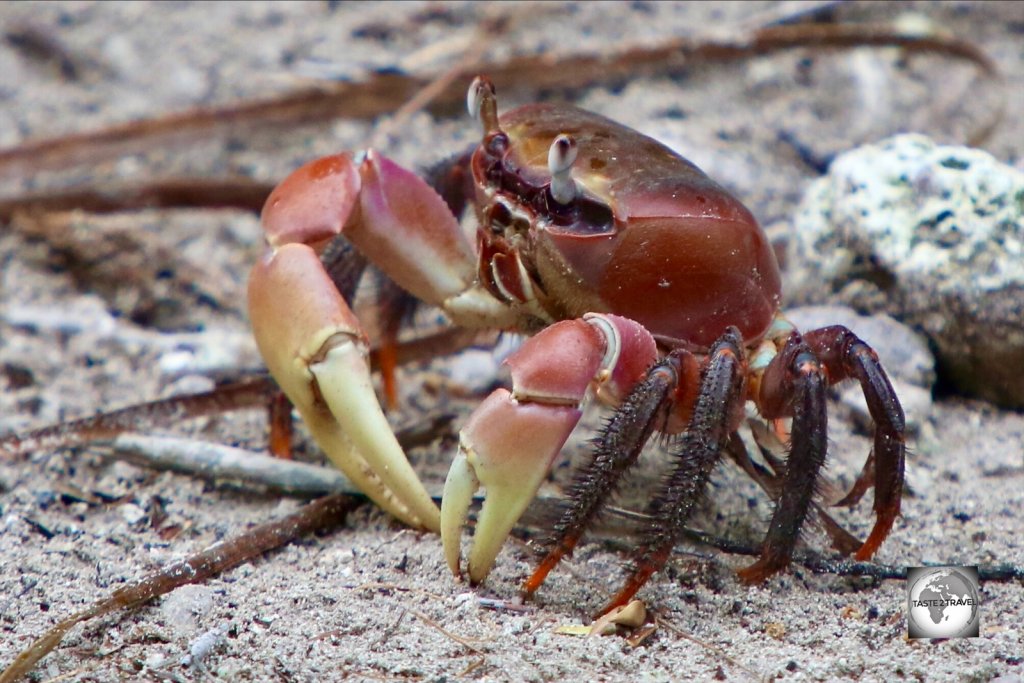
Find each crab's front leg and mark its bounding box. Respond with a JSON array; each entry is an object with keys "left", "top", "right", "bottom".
[
  {"left": 441, "top": 313, "right": 658, "bottom": 584},
  {"left": 248, "top": 150, "right": 495, "bottom": 531}
]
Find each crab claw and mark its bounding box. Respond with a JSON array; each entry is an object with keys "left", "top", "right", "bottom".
[
  {"left": 249, "top": 244, "right": 440, "bottom": 530},
  {"left": 248, "top": 149, "right": 485, "bottom": 532},
  {"left": 441, "top": 315, "right": 657, "bottom": 584},
  {"left": 442, "top": 390, "right": 582, "bottom": 584}
]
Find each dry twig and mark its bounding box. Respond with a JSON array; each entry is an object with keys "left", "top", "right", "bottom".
[
  {"left": 0, "top": 178, "right": 273, "bottom": 222},
  {"left": 0, "top": 21, "right": 1000, "bottom": 182},
  {"left": 408, "top": 609, "right": 489, "bottom": 654},
  {"left": 0, "top": 327, "right": 490, "bottom": 461}
]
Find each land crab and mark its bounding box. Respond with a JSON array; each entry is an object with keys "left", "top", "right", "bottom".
[{"left": 248, "top": 75, "right": 905, "bottom": 615}]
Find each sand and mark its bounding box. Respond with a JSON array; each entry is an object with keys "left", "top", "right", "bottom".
[{"left": 1, "top": 2, "right": 1022, "bottom": 681}]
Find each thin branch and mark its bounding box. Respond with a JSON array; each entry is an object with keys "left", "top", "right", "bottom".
[
  {"left": 0, "top": 327, "right": 493, "bottom": 461},
  {"left": 105, "top": 426, "right": 452, "bottom": 498},
  {"left": 12, "top": 427, "right": 1022, "bottom": 587},
  {"left": 0, "top": 178, "right": 273, "bottom": 222},
  {"left": 368, "top": 7, "right": 519, "bottom": 148},
  {"left": 0, "top": 22, "right": 1000, "bottom": 181},
  {"left": 109, "top": 434, "right": 357, "bottom": 496},
  {"left": 656, "top": 615, "right": 761, "bottom": 681},
  {"left": 408, "top": 610, "right": 488, "bottom": 654},
  {"left": 598, "top": 516, "right": 1024, "bottom": 584},
  {"left": 0, "top": 378, "right": 274, "bottom": 459}
]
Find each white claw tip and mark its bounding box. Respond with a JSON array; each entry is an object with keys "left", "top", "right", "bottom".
[
  {"left": 548, "top": 134, "right": 578, "bottom": 205},
  {"left": 441, "top": 447, "right": 479, "bottom": 578}
]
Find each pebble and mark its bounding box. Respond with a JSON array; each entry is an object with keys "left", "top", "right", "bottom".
[
  {"left": 787, "top": 134, "right": 1024, "bottom": 408},
  {"left": 119, "top": 502, "right": 147, "bottom": 526},
  {"left": 159, "top": 584, "right": 217, "bottom": 635}
]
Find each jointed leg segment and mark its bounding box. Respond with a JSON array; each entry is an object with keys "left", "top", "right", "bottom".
[
  {"left": 739, "top": 333, "right": 828, "bottom": 583},
  {"left": 522, "top": 355, "right": 686, "bottom": 597},
  {"left": 520, "top": 320, "right": 905, "bottom": 610},
  {"left": 740, "top": 325, "right": 905, "bottom": 582},
  {"left": 441, "top": 314, "right": 660, "bottom": 584},
  {"left": 601, "top": 328, "right": 747, "bottom": 614},
  {"left": 802, "top": 326, "right": 906, "bottom": 560}
]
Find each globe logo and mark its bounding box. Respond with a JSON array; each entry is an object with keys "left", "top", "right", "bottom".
[{"left": 907, "top": 566, "right": 980, "bottom": 638}]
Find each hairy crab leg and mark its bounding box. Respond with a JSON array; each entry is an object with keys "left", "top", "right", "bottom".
[
  {"left": 738, "top": 332, "right": 828, "bottom": 583},
  {"left": 441, "top": 313, "right": 658, "bottom": 585},
  {"left": 600, "top": 328, "right": 747, "bottom": 615},
  {"left": 801, "top": 326, "right": 906, "bottom": 560},
  {"left": 521, "top": 352, "right": 696, "bottom": 598},
  {"left": 725, "top": 431, "right": 862, "bottom": 556}
]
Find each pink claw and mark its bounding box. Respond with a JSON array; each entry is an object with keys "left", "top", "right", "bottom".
[
  {"left": 248, "top": 150, "right": 483, "bottom": 532},
  {"left": 441, "top": 315, "right": 657, "bottom": 584}
]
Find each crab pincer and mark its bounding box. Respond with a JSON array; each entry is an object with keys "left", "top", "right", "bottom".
[
  {"left": 441, "top": 313, "right": 657, "bottom": 584},
  {"left": 247, "top": 150, "right": 480, "bottom": 531}
]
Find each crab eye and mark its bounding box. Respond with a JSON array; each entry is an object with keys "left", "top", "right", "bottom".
[
  {"left": 467, "top": 75, "right": 499, "bottom": 135},
  {"left": 547, "top": 134, "right": 578, "bottom": 205},
  {"left": 466, "top": 77, "right": 485, "bottom": 121}
]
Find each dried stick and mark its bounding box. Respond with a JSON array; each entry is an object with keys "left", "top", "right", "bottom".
[
  {"left": 0, "top": 22, "right": 1000, "bottom": 181},
  {"left": 0, "top": 378, "right": 274, "bottom": 459},
  {"left": 366, "top": 5, "right": 528, "bottom": 149},
  {"left": 656, "top": 615, "right": 761, "bottom": 681},
  {"left": 107, "top": 424, "right": 452, "bottom": 498},
  {"left": 0, "top": 178, "right": 274, "bottom": 222},
  {"left": 0, "top": 327, "right": 493, "bottom": 461},
  {"left": 2, "top": 437, "right": 1018, "bottom": 682},
  {"left": 593, "top": 510, "right": 1024, "bottom": 584},
  {"left": 11, "top": 419, "right": 1021, "bottom": 588},
  {"left": 109, "top": 434, "right": 359, "bottom": 495},
  {"left": 0, "top": 493, "right": 361, "bottom": 683},
  {"left": 408, "top": 610, "right": 488, "bottom": 654}
]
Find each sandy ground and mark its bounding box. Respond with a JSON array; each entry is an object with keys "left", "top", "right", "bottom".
[{"left": 1, "top": 2, "right": 1022, "bottom": 681}]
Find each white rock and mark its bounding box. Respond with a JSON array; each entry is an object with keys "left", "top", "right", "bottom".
[{"left": 788, "top": 135, "right": 1024, "bottom": 407}]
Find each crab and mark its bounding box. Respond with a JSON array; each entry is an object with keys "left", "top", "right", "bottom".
[{"left": 248, "top": 75, "right": 905, "bottom": 615}]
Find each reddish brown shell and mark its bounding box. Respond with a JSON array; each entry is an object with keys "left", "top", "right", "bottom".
[{"left": 496, "top": 103, "right": 782, "bottom": 349}]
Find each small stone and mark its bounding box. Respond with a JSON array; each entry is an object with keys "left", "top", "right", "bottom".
[
  {"left": 452, "top": 591, "right": 477, "bottom": 612},
  {"left": 143, "top": 651, "right": 168, "bottom": 670},
  {"left": 503, "top": 616, "right": 530, "bottom": 635},
  {"left": 787, "top": 135, "right": 1024, "bottom": 408},
  {"left": 159, "top": 584, "right": 216, "bottom": 635},
  {"left": 444, "top": 349, "right": 503, "bottom": 393},
  {"left": 119, "top": 502, "right": 147, "bottom": 526}
]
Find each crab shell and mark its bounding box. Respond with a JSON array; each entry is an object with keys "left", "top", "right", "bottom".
[{"left": 472, "top": 103, "right": 782, "bottom": 350}]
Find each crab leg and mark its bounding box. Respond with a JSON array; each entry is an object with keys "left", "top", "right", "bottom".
[
  {"left": 801, "top": 326, "right": 906, "bottom": 560},
  {"left": 738, "top": 332, "right": 828, "bottom": 583},
  {"left": 601, "top": 328, "right": 747, "bottom": 615},
  {"left": 248, "top": 150, "right": 491, "bottom": 532},
  {"left": 441, "top": 314, "right": 658, "bottom": 584},
  {"left": 522, "top": 354, "right": 687, "bottom": 598}
]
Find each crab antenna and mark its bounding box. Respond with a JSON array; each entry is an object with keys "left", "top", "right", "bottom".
[
  {"left": 547, "top": 134, "right": 578, "bottom": 205},
  {"left": 467, "top": 75, "right": 500, "bottom": 135}
]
